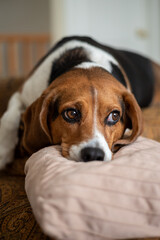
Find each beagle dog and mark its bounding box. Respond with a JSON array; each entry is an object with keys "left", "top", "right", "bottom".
[{"left": 0, "top": 36, "right": 159, "bottom": 169}]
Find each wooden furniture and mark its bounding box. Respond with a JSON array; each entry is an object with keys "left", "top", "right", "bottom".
[{"left": 0, "top": 34, "right": 50, "bottom": 78}]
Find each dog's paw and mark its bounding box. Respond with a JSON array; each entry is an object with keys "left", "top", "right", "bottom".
[
  {"left": 0, "top": 126, "right": 18, "bottom": 170},
  {"left": 0, "top": 92, "right": 24, "bottom": 170},
  {"left": 0, "top": 147, "right": 14, "bottom": 169}
]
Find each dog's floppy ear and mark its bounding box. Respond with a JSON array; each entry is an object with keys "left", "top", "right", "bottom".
[
  {"left": 112, "top": 91, "right": 143, "bottom": 152},
  {"left": 20, "top": 92, "right": 54, "bottom": 155}
]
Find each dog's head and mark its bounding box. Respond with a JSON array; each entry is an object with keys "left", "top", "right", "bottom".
[{"left": 20, "top": 67, "right": 143, "bottom": 162}]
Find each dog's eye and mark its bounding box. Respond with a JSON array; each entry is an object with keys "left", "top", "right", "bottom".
[
  {"left": 62, "top": 108, "right": 81, "bottom": 123},
  {"left": 105, "top": 110, "right": 120, "bottom": 126}
]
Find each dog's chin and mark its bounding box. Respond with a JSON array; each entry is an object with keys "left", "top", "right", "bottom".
[
  {"left": 61, "top": 151, "right": 77, "bottom": 162},
  {"left": 61, "top": 145, "right": 79, "bottom": 162},
  {"left": 62, "top": 152, "right": 80, "bottom": 162},
  {"left": 61, "top": 147, "right": 84, "bottom": 162},
  {"left": 66, "top": 155, "right": 80, "bottom": 162}
]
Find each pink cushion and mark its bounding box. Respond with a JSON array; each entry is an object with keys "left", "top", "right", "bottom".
[{"left": 25, "top": 137, "right": 160, "bottom": 240}]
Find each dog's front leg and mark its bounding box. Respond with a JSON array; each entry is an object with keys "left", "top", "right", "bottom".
[{"left": 0, "top": 92, "right": 25, "bottom": 169}]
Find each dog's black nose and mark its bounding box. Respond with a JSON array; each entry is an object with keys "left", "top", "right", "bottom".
[{"left": 81, "top": 147, "right": 104, "bottom": 162}]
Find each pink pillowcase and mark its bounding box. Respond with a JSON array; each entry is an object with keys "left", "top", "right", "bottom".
[{"left": 25, "top": 137, "right": 160, "bottom": 240}]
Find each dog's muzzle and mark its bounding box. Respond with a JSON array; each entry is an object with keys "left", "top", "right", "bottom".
[{"left": 81, "top": 147, "right": 105, "bottom": 162}]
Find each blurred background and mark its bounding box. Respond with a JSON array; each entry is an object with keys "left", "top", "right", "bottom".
[{"left": 0, "top": 0, "right": 160, "bottom": 79}]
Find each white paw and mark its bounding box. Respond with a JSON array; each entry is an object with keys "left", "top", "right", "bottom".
[
  {"left": 0, "top": 92, "right": 25, "bottom": 169},
  {"left": 0, "top": 147, "right": 14, "bottom": 169}
]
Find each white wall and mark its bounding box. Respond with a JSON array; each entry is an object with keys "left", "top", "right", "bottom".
[
  {"left": 0, "top": 0, "right": 50, "bottom": 34},
  {"left": 49, "top": 0, "right": 160, "bottom": 63}
]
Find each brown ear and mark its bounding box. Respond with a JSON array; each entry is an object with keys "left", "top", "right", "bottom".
[
  {"left": 112, "top": 91, "right": 143, "bottom": 152},
  {"left": 20, "top": 93, "right": 53, "bottom": 155}
]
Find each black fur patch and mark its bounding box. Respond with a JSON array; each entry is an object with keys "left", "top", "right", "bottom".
[
  {"left": 111, "top": 63, "right": 127, "bottom": 87},
  {"left": 108, "top": 50, "right": 155, "bottom": 108},
  {"left": 48, "top": 47, "right": 90, "bottom": 85}
]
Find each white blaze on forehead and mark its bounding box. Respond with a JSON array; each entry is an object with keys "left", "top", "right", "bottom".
[{"left": 69, "top": 87, "right": 112, "bottom": 162}]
